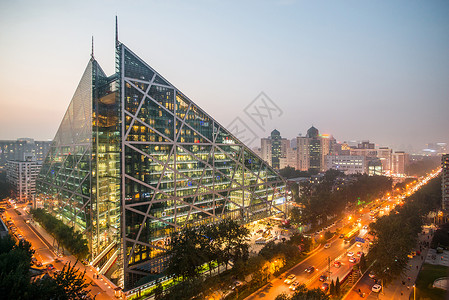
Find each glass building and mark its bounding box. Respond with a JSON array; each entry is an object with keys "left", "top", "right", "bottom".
[{"left": 36, "top": 33, "right": 288, "bottom": 291}]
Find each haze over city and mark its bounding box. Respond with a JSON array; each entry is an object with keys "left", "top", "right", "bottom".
[{"left": 0, "top": 0, "right": 448, "bottom": 151}]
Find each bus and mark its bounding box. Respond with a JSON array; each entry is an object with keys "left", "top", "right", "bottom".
[{"left": 344, "top": 228, "right": 360, "bottom": 244}]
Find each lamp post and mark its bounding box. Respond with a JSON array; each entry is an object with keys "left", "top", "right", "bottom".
[{"left": 413, "top": 284, "right": 416, "bottom": 300}]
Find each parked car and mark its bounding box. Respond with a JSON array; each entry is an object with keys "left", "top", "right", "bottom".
[
  {"left": 334, "top": 261, "right": 341, "bottom": 268},
  {"left": 347, "top": 251, "right": 354, "bottom": 257},
  {"left": 356, "top": 251, "right": 363, "bottom": 257},
  {"left": 372, "top": 284, "right": 382, "bottom": 293},
  {"left": 324, "top": 243, "right": 331, "bottom": 249},
  {"left": 369, "top": 271, "right": 376, "bottom": 278},
  {"left": 46, "top": 264, "right": 55, "bottom": 271},
  {"left": 319, "top": 275, "right": 327, "bottom": 282},
  {"left": 349, "top": 257, "right": 357, "bottom": 263}
]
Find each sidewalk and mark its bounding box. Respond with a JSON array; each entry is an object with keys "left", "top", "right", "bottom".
[
  {"left": 379, "top": 228, "right": 434, "bottom": 299},
  {"left": 25, "top": 211, "right": 119, "bottom": 300}
]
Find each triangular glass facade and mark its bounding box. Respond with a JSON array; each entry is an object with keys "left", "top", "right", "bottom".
[{"left": 37, "top": 40, "right": 288, "bottom": 291}]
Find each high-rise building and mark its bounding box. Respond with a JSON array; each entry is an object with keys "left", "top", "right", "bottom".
[
  {"left": 260, "top": 129, "right": 290, "bottom": 169},
  {"left": 0, "top": 139, "right": 51, "bottom": 173},
  {"left": 296, "top": 126, "right": 329, "bottom": 172},
  {"left": 36, "top": 32, "right": 287, "bottom": 291},
  {"left": 392, "top": 151, "right": 409, "bottom": 175},
  {"left": 6, "top": 153, "right": 41, "bottom": 202},
  {"left": 377, "top": 147, "right": 392, "bottom": 174},
  {"left": 442, "top": 154, "right": 449, "bottom": 211}
]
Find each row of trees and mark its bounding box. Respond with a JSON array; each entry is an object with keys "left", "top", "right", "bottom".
[
  {"left": 275, "top": 283, "right": 329, "bottom": 300},
  {"left": 161, "top": 218, "right": 312, "bottom": 299},
  {"left": 367, "top": 176, "right": 442, "bottom": 285},
  {"left": 31, "top": 208, "right": 89, "bottom": 260},
  {"left": 166, "top": 219, "right": 250, "bottom": 280},
  {"left": 290, "top": 170, "right": 392, "bottom": 227},
  {"left": 0, "top": 235, "right": 91, "bottom": 299}
]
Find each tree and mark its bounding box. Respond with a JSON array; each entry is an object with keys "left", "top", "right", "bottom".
[
  {"left": 329, "top": 279, "right": 335, "bottom": 295},
  {"left": 33, "top": 262, "right": 92, "bottom": 299},
  {"left": 275, "top": 293, "right": 291, "bottom": 300},
  {"left": 0, "top": 236, "right": 34, "bottom": 299},
  {"left": 0, "top": 235, "right": 92, "bottom": 299},
  {"left": 335, "top": 277, "right": 341, "bottom": 296},
  {"left": 167, "top": 227, "right": 207, "bottom": 279},
  {"left": 359, "top": 253, "right": 367, "bottom": 272}
]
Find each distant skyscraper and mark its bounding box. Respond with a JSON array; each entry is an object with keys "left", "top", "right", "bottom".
[
  {"left": 442, "top": 154, "right": 449, "bottom": 211},
  {"left": 260, "top": 129, "right": 291, "bottom": 169},
  {"left": 296, "top": 126, "right": 328, "bottom": 172},
  {"left": 36, "top": 32, "right": 287, "bottom": 291},
  {"left": 271, "top": 130, "right": 282, "bottom": 169}
]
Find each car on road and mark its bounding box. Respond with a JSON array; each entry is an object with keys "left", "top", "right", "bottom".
[
  {"left": 324, "top": 243, "right": 330, "bottom": 249},
  {"left": 356, "top": 243, "right": 362, "bottom": 247},
  {"left": 305, "top": 266, "right": 315, "bottom": 273},
  {"left": 356, "top": 251, "right": 363, "bottom": 257},
  {"left": 371, "top": 284, "right": 382, "bottom": 292},
  {"left": 347, "top": 251, "right": 354, "bottom": 257},
  {"left": 319, "top": 275, "right": 327, "bottom": 282},
  {"left": 289, "top": 281, "right": 300, "bottom": 291},
  {"left": 321, "top": 282, "right": 329, "bottom": 291},
  {"left": 230, "top": 281, "right": 243, "bottom": 290},
  {"left": 349, "top": 257, "right": 357, "bottom": 263},
  {"left": 369, "top": 271, "right": 376, "bottom": 278},
  {"left": 46, "top": 264, "right": 55, "bottom": 271},
  {"left": 334, "top": 261, "right": 341, "bottom": 268},
  {"left": 284, "top": 274, "right": 296, "bottom": 284},
  {"left": 339, "top": 234, "right": 344, "bottom": 239}
]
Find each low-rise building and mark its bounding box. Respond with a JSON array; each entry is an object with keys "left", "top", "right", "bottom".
[{"left": 325, "top": 155, "right": 366, "bottom": 174}]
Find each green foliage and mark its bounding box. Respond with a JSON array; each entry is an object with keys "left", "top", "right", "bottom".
[
  {"left": 335, "top": 277, "right": 341, "bottom": 296},
  {"left": 30, "top": 208, "right": 89, "bottom": 259},
  {"left": 167, "top": 219, "right": 250, "bottom": 280},
  {"left": 275, "top": 283, "right": 329, "bottom": 300},
  {"left": 33, "top": 262, "right": 92, "bottom": 299},
  {"left": 415, "top": 263, "right": 447, "bottom": 300},
  {"left": 430, "top": 222, "right": 449, "bottom": 249},
  {"left": 329, "top": 279, "right": 335, "bottom": 295},
  {"left": 359, "top": 253, "right": 367, "bottom": 272},
  {"left": 293, "top": 173, "right": 392, "bottom": 227},
  {"left": 0, "top": 235, "right": 91, "bottom": 299},
  {"left": 367, "top": 176, "right": 442, "bottom": 285},
  {"left": 279, "top": 167, "right": 313, "bottom": 179},
  {"left": 0, "top": 235, "right": 35, "bottom": 299},
  {"left": 407, "top": 156, "right": 441, "bottom": 177}
]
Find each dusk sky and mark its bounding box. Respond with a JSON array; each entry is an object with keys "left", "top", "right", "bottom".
[{"left": 1, "top": 0, "right": 448, "bottom": 152}]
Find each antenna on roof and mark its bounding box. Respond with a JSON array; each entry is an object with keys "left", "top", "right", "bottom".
[
  {"left": 115, "top": 15, "right": 119, "bottom": 46},
  {"left": 91, "top": 36, "right": 94, "bottom": 59}
]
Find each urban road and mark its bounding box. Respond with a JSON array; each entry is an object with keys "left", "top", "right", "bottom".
[
  {"left": 3, "top": 207, "right": 117, "bottom": 299},
  {"left": 246, "top": 170, "right": 440, "bottom": 300}
]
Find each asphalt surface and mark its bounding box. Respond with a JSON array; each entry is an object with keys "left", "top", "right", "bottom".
[{"left": 3, "top": 206, "right": 118, "bottom": 300}]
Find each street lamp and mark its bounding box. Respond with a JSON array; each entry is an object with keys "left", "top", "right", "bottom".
[{"left": 413, "top": 284, "right": 416, "bottom": 300}]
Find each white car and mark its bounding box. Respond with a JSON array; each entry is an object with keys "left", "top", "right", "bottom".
[
  {"left": 284, "top": 274, "right": 296, "bottom": 284},
  {"left": 372, "top": 284, "right": 382, "bottom": 293},
  {"left": 289, "top": 281, "right": 300, "bottom": 290},
  {"left": 347, "top": 251, "right": 354, "bottom": 257}
]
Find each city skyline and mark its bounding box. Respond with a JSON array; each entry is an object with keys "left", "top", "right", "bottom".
[{"left": 1, "top": 1, "right": 448, "bottom": 152}]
